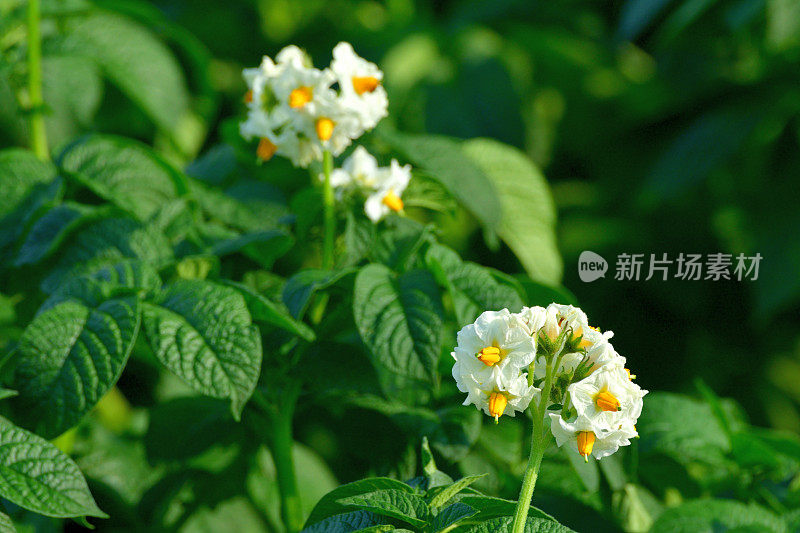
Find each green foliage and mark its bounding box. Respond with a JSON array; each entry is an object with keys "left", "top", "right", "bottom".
[
  {"left": 141, "top": 280, "right": 262, "bottom": 419},
  {"left": 353, "top": 264, "right": 442, "bottom": 403},
  {"left": 0, "top": 416, "right": 106, "bottom": 519}
]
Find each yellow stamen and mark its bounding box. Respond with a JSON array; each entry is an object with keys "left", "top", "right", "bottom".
[
  {"left": 595, "top": 390, "right": 621, "bottom": 412},
  {"left": 625, "top": 368, "right": 636, "bottom": 380},
  {"left": 256, "top": 138, "right": 277, "bottom": 161},
  {"left": 244, "top": 90, "right": 253, "bottom": 104},
  {"left": 488, "top": 392, "right": 508, "bottom": 423},
  {"left": 352, "top": 76, "right": 380, "bottom": 95},
  {"left": 289, "top": 86, "right": 313, "bottom": 108},
  {"left": 315, "top": 117, "right": 335, "bottom": 141},
  {"left": 577, "top": 431, "right": 595, "bottom": 462},
  {"left": 477, "top": 346, "right": 501, "bottom": 366},
  {"left": 382, "top": 190, "right": 404, "bottom": 213}
]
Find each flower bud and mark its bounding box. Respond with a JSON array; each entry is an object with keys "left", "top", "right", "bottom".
[{"left": 257, "top": 138, "right": 278, "bottom": 161}]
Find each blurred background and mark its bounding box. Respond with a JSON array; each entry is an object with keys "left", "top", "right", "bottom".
[{"left": 3, "top": 0, "right": 800, "bottom": 530}]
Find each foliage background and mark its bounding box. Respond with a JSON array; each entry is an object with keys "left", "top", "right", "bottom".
[{"left": 1, "top": 0, "right": 800, "bottom": 532}]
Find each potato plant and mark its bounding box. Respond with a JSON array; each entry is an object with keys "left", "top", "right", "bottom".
[{"left": 1, "top": 1, "right": 800, "bottom": 532}]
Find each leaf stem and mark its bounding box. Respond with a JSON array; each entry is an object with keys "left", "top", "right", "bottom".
[
  {"left": 321, "top": 150, "right": 335, "bottom": 269},
  {"left": 26, "top": 0, "right": 48, "bottom": 160},
  {"left": 262, "top": 385, "right": 304, "bottom": 533},
  {"left": 512, "top": 356, "right": 558, "bottom": 533}
]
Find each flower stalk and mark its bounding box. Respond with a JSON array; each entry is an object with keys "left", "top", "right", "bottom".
[
  {"left": 321, "top": 149, "right": 335, "bottom": 269},
  {"left": 26, "top": 0, "right": 48, "bottom": 160}
]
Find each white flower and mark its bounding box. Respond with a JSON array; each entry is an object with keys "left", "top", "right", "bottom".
[
  {"left": 331, "top": 42, "right": 388, "bottom": 130},
  {"left": 549, "top": 413, "right": 637, "bottom": 460},
  {"left": 452, "top": 309, "right": 536, "bottom": 391},
  {"left": 364, "top": 160, "right": 412, "bottom": 222},
  {"left": 567, "top": 364, "right": 647, "bottom": 433},
  {"left": 517, "top": 306, "right": 547, "bottom": 336},
  {"left": 530, "top": 303, "right": 615, "bottom": 379},
  {"left": 455, "top": 365, "right": 537, "bottom": 423},
  {"left": 239, "top": 43, "right": 389, "bottom": 168},
  {"left": 329, "top": 146, "right": 380, "bottom": 189}
]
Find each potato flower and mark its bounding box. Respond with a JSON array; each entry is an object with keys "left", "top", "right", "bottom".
[{"left": 240, "top": 43, "right": 387, "bottom": 167}]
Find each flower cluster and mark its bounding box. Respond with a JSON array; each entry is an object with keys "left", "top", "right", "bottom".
[
  {"left": 240, "top": 43, "right": 388, "bottom": 168},
  {"left": 329, "top": 146, "right": 411, "bottom": 222},
  {"left": 452, "top": 304, "right": 647, "bottom": 461}
]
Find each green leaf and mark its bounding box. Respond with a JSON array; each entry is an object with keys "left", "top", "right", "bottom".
[
  {"left": 221, "top": 280, "right": 315, "bottom": 342},
  {"left": 421, "top": 436, "right": 454, "bottom": 490},
  {"left": 337, "top": 489, "right": 430, "bottom": 529},
  {"left": 283, "top": 268, "right": 357, "bottom": 320},
  {"left": 462, "top": 138, "right": 562, "bottom": 285},
  {"left": 456, "top": 495, "right": 555, "bottom": 524},
  {"left": 428, "top": 474, "right": 487, "bottom": 509},
  {"left": 57, "top": 134, "right": 189, "bottom": 220},
  {"left": 301, "top": 511, "right": 384, "bottom": 533},
  {"left": 0, "top": 511, "right": 14, "bottom": 533},
  {"left": 14, "top": 202, "right": 103, "bottom": 266},
  {"left": 353, "top": 264, "right": 442, "bottom": 403},
  {"left": 637, "top": 392, "right": 730, "bottom": 465},
  {"left": 432, "top": 502, "right": 477, "bottom": 532},
  {"left": 65, "top": 12, "right": 190, "bottom": 133},
  {"left": 425, "top": 243, "right": 523, "bottom": 324},
  {"left": 12, "top": 295, "right": 140, "bottom": 438},
  {"left": 369, "top": 218, "right": 434, "bottom": 273},
  {"left": 305, "top": 478, "right": 415, "bottom": 527},
  {"left": 141, "top": 280, "right": 262, "bottom": 419},
  {"left": 0, "top": 416, "right": 107, "bottom": 519},
  {"left": 40, "top": 55, "right": 103, "bottom": 146},
  {"left": 41, "top": 217, "right": 173, "bottom": 293},
  {"left": 0, "top": 149, "right": 58, "bottom": 220},
  {"left": 378, "top": 129, "right": 502, "bottom": 230},
  {"left": 650, "top": 500, "right": 785, "bottom": 533},
  {"left": 463, "top": 516, "right": 575, "bottom": 532}
]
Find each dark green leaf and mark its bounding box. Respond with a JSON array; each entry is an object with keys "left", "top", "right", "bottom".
[
  {"left": 432, "top": 502, "right": 477, "bottom": 532},
  {"left": 353, "top": 264, "right": 442, "bottom": 403},
  {"left": 14, "top": 202, "right": 103, "bottom": 265},
  {"left": 0, "top": 416, "right": 107, "bottom": 518},
  {"left": 222, "top": 280, "right": 315, "bottom": 341},
  {"left": 337, "top": 489, "right": 430, "bottom": 529},
  {"left": 57, "top": 134, "right": 189, "bottom": 220},
  {"left": 426, "top": 243, "right": 523, "bottom": 324},
  {"left": 283, "top": 268, "right": 357, "bottom": 319},
  {"left": 12, "top": 295, "right": 140, "bottom": 437},
  {"left": 305, "top": 478, "right": 415, "bottom": 527},
  {"left": 141, "top": 280, "right": 261, "bottom": 419}
]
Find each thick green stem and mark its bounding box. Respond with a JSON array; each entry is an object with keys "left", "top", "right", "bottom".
[
  {"left": 269, "top": 385, "right": 304, "bottom": 533},
  {"left": 321, "top": 150, "right": 335, "bottom": 269},
  {"left": 26, "top": 0, "right": 48, "bottom": 160},
  {"left": 512, "top": 356, "right": 558, "bottom": 533}
]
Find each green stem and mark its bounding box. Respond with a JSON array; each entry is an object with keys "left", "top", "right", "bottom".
[
  {"left": 321, "top": 150, "right": 335, "bottom": 270},
  {"left": 512, "top": 356, "right": 558, "bottom": 533},
  {"left": 26, "top": 0, "right": 48, "bottom": 160},
  {"left": 268, "top": 384, "right": 304, "bottom": 533}
]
